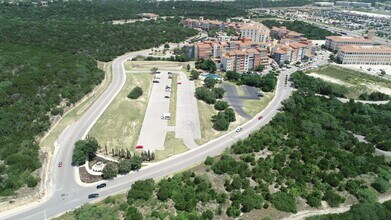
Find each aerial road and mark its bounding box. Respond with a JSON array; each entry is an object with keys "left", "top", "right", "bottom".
[{"left": 0, "top": 47, "right": 297, "bottom": 220}]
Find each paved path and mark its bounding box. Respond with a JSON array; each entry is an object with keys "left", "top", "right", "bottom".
[
  {"left": 137, "top": 71, "right": 171, "bottom": 151},
  {"left": 221, "top": 82, "right": 253, "bottom": 120},
  {"left": 175, "top": 72, "right": 201, "bottom": 149}
]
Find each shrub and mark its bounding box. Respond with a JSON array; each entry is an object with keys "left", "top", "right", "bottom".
[
  {"left": 195, "top": 87, "right": 216, "bottom": 104},
  {"left": 323, "top": 190, "right": 345, "bottom": 207},
  {"left": 102, "top": 162, "right": 119, "bottom": 179},
  {"left": 72, "top": 137, "right": 100, "bottom": 166},
  {"left": 26, "top": 175, "right": 39, "bottom": 188},
  {"left": 190, "top": 70, "right": 200, "bottom": 80},
  {"left": 118, "top": 159, "right": 133, "bottom": 174},
  {"left": 204, "top": 156, "right": 214, "bottom": 165},
  {"left": 212, "top": 112, "right": 230, "bottom": 131},
  {"left": 271, "top": 192, "right": 297, "bottom": 213},
  {"left": 125, "top": 206, "right": 143, "bottom": 220},
  {"left": 204, "top": 78, "right": 217, "bottom": 88},
  {"left": 372, "top": 177, "right": 391, "bottom": 193},
  {"left": 127, "top": 179, "right": 155, "bottom": 203},
  {"left": 214, "top": 100, "right": 228, "bottom": 110},
  {"left": 128, "top": 86, "right": 143, "bottom": 99}
]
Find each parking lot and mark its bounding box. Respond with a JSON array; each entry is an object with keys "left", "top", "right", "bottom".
[{"left": 137, "top": 71, "right": 172, "bottom": 151}]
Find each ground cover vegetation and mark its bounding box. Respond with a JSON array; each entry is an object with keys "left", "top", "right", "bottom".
[
  {"left": 61, "top": 71, "right": 391, "bottom": 219},
  {"left": 0, "top": 2, "right": 197, "bottom": 196},
  {"left": 262, "top": 20, "right": 334, "bottom": 40},
  {"left": 226, "top": 70, "right": 278, "bottom": 92}
]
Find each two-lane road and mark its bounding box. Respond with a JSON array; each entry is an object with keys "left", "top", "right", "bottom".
[{"left": 0, "top": 49, "right": 297, "bottom": 219}]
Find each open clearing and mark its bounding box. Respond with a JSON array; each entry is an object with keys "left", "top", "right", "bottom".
[
  {"left": 125, "top": 61, "right": 186, "bottom": 72},
  {"left": 89, "top": 72, "right": 152, "bottom": 155}
]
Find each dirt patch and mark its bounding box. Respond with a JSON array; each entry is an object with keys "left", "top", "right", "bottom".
[
  {"left": 308, "top": 73, "right": 354, "bottom": 87},
  {"left": 79, "top": 166, "right": 102, "bottom": 184}
]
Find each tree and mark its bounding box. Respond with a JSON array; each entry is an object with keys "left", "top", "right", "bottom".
[
  {"left": 118, "top": 159, "right": 133, "bottom": 174},
  {"left": 271, "top": 192, "right": 297, "bottom": 213},
  {"left": 212, "top": 112, "right": 230, "bottom": 131},
  {"left": 125, "top": 206, "right": 143, "bottom": 220},
  {"left": 127, "top": 179, "right": 155, "bottom": 203},
  {"left": 202, "top": 210, "right": 214, "bottom": 220},
  {"left": 224, "top": 108, "right": 236, "bottom": 122},
  {"left": 284, "top": 60, "right": 290, "bottom": 65},
  {"left": 187, "top": 64, "right": 191, "bottom": 71},
  {"left": 130, "top": 156, "right": 143, "bottom": 171},
  {"left": 164, "top": 43, "right": 170, "bottom": 49},
  {"left": 195, "top": 87, "right": 216, "bottom": 104},
  {"left": 150, "top": 67, "right": 158, "bottom": 74},
  {"left": 190, "top": 70, "right": 200, "bottom": 80},
  {"left": 372, "top": 177, "right": 391, "bottom": 193},
  {"left": 72, "top": 137, "right": 100, "bottom": 166},
  {"left": 204, "top": 78, "right": 217, "bottom": 88},
  {"left": 226, "top": 71, "right": 240, "bottom": 81},
  {"left": 214, "top": 100, "right": 229, "bottom": 110},
  {"left": 204, "top": 156, "right": 214, "bottom": 165},
  {"left": 102, "top": 162, "right": 119, "bottom": 179},
  {"left": 323, "top": 190, "right": 345, "bottom": 207},
  {"left": 254, "top": 64, "right": 265, "bottom": 72},
  {"left": 211, "top": 87, "right": 225, "bottom": 99},
  {"left": 128, "top": 87, "right": 143, "bottom": 99}
]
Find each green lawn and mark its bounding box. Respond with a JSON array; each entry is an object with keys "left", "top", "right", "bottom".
[
  {"left": 243, "top": 92, "right": 274, "bottom": 117},
  {"left": 312, "top": 65, "right": 391, "bottom": 88},
  {"left": 168, "top": 73, "right": 178, "bottom": 126},
  {"left": 124, "top": 61, "right": 185, "bottom": 71},
  {"left": 155, "top": 132, "right": 187, "bottom": 161},
  {"left": 89, "top": 72, "right": 152, "bottom": 155}
]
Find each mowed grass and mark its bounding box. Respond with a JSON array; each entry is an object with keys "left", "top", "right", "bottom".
[
  {"left": 155, "top": 132, "right": 187, "bottom": 161},
  {"left": 40, "top": 62, "right": 113, "bottom": 154},
  {"left": 89, "top": 72, "right": 152, "bottom": 154},
  {"left": 313, "top": 65, "right": 391, "bottom": 88},
  {"left": 168, "top": 73, "right": 178, "bottom": 126},
  {"left": 243, "top": 92, "right": 275, "bottom": 117},
  {"left": 125, "top": 61, "right": 185, "bottom": 71}
]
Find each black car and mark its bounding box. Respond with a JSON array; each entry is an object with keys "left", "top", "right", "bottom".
[
  {"left": 96, "top": 183, "right": 106, "bottom": 189},
  {"left": 88, "top": 193, "right": 99, "bottom": 199}
]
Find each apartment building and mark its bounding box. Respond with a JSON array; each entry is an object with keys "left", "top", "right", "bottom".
[
  {"left": 221, "top": 48, "right": 268, "bottom": 72},
  {"left": 325, "top": 36, "right": 373, "bottom": 51},
  {"left": 271, "top": 26, "right": 305, "bottom": 40},
  {"left": 240, "top": 22, "right": 270, "bottom": 43},
  {"left": 271, "top": 42, "right": 308, "bottom": 65},
  {"left": 337, "top": 45, "right": 391, "bottom": 65},
  {"left": 184, "top": 38, "right": 268, "bottom": 59}
]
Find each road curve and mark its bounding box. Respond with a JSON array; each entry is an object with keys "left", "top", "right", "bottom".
[{"left": 0, "top": 51, "right": 297, "bottom": 219}]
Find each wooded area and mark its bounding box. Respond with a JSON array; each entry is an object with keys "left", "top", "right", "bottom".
[{"left": 0, "top": 2, "right": 196, "bottom": 195}]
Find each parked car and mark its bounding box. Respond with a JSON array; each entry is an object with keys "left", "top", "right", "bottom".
[
  {"left": 97, "top": 183, "right": 107, "bottom": 189},
  {"left": 58, "top": 162, "right": 62, "bottom": 167},
  {"left": 258, "top": 116, "right": 263, "bottom": 120},
  {"left": 164, "top": 95, "right": 170, "bottom": 98},
  {"left": 235, "top": 127, "right": 242, "bottom": 132},
  {"left": 136, "top": 145, "right": 144, "bottom": 149},
  {"left": 177, "top": 82, "right": 182, "bottom": 85},
  {"left": 88, "top": 193, "right": 99, "bottom": 199},
  {"left": 153, "top": 80, "right": 159, "bottom": 83}
]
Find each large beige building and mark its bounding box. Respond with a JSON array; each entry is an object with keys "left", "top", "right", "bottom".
[
  {"left": 337, "top": 45, "right": 391, "bottom": 65},
  {"left": 240, "top": 22, "right": 270, "bottom": 43},
  {"left": 325, "top": 36, "right": 373, "bottom": 51}
]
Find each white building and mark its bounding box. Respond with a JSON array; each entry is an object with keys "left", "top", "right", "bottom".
[{"left": 239, "top": 22, "right": 270, "bottom": 43}]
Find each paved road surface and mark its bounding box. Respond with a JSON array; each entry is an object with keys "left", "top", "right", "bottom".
[
  {"left": 175, "top": 72, "right": 201, "bottom": 149},
  {"left": 137, "top": 71, "right": 171, "bottom": 151},
  {"left": 0, "top": 57, "right": 297, "bottom": 220},
  {"left": 222, "top": 82, "right": 253, "bottom": 120}
]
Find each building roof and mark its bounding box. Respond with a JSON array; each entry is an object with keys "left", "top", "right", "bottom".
[
  {"left": 290, "top": 42, "right": 307, "bottom": 49},
  {"left": 233, "top": 50, "right": 247, "bottom": 55},
  {"left": 196, "top": 43, "right": 212, "bottom": 49},
  {"left": 339, "top": 45, "right": 391, "bottom": 53},
  {"left": 246, "top": 48, "right": 261, "bottom": 54},
  {"left": 240, "top": 22, "right": 269, "bottom": 31},
  {"left": 326, "top": 36, "right": 373, "bottom": 43}
]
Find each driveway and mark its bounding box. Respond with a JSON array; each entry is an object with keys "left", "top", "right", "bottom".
[
  {"left": 175, "top": 72, "right": 201, "bottom": 149},
  {"left": 221, "top": 82, "right": 252, "bottom": 120},
  {"left": 137, "top": 71, "right": 172, "bottom": 151}
]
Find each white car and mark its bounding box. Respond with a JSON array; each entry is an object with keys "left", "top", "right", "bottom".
[{"left": 235, "top": 127, "right": 242, "bottom": 132}]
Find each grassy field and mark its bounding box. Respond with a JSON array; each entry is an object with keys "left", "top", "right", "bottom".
[
  {"left": 40, "top": 62, "right": 113, "bottom": 154},
  {"left": 125, "top": 61, "right": 185, "bottom": 71},
  {"left": 89, "top": 72, "right": 152, "bottom": 155},
  {"left": 155, "top": 132, "right": 187, "bottom": 161},
  {"left": 311, "top": 65, "right": 391, "bottom": 88},
  {"left": 243, "top": 92, "right": 275, "bottom": 117},
  {"left": 168, "top": 73, "right": 178, "bottom": 126}
]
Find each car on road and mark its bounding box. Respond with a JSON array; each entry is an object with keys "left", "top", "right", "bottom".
[
  {"left": 88, "top": 193, "right": 99, "bottom": 199},
  {"left": 136, "top": 145, "right": 144, "bottom": 149},
  {"left": 153, "top": 80, "right": 159, "bottom": 83},
  {"left": 177, "top": 82, "right": 182, "bottom": 85},
  {"left": 235, "top": 127, "right": 242, "bottom": 132},
  {"left": 58, "top": 162, "right": 62, "bottom": 167},
  {"left": 258, "top": 116, "right": 263, "bottom": 120},
  {"left": 97, "top": 183, "right": 107, "bottom": 189},
  {"left": 164, "top": 95, "right": 170, "bottom": 98}
]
